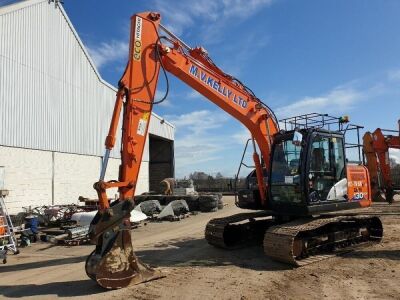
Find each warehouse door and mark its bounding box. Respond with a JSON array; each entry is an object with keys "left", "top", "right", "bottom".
[{"left": 149, "top": 135, "right": 174, "bottom": 193}]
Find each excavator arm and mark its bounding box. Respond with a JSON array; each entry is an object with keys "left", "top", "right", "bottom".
[
  {"left": 363, "top": 120, "right": 400, "bottom": 203},
  {"left": 86, "top": 12, "right": 279, "bottom": 289}
]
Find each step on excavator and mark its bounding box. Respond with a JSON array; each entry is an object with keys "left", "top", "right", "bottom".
[
  {"left": 85, "top": 12, "right": 385, "bottom": 289},
  {"left": 363, "top": 120, "right": 400, "bottom": 203}
]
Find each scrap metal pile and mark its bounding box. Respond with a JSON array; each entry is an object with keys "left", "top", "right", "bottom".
[
  {"left": 8, "top": 187, "right": 223, "bottom": 247},
  {"left": 10, "top": 204, "right": 92, "bottom": 247},
  {"left": 134, "top": 193, "right": 223, "bottom": 219}
]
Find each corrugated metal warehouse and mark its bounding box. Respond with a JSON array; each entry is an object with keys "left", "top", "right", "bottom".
[{"left": 0, "top": 0, "right": 175, "bottom": 213}]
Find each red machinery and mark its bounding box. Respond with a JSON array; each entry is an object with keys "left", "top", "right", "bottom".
[
  {"left": 86, "top": 12, "right": 383, "bottom": 289},
  {"left": 363, "top": 120, "right": 400, "bottom": 203}
]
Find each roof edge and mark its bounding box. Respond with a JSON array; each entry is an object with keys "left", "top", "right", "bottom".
[
  {"left": 57, "top": 3, "right": 118, "bottom": 92},
  {"left": 151, "top": 112, "right": 175, "bottom": 128},
  {"left": 0, "top": 0, "right": 44, "bottom": 15}
]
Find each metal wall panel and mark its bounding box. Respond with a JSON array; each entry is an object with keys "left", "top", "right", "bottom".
[
  {"left": 149, "top": 113, "right": 175, "bottom": 141},
  {"left": 0, "top": 0, "right": 174, "bottom": 158}
]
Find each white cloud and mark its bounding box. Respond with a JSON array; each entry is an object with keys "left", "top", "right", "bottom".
[
  {"left": 153, "top": 0, "right": 196, "bottom": 35},
  {"left": 275, "top": 70, "right": 400, "bottom": 122},
  {"left": 153, "top": 0, "right": 274, "bottom": 37},
  {"left": 166, "top": 110, "right": 228, "bottom": 135},
  {"left": 222, "top": 0, "right": 274, "bottom": 18},
  {"left": 86, "top": 40, "right": 128, "bottom": 69},
  {"left": 154, "top": 89, "right": 173, "bottom": 107},
  {"left": 157, "top": 99, "right": 173, "bottom": 108},
  {"left": 217, "top": 32, "right": 270, "bottom": 75},
  {"left": 165, "top": 110, "right": 232, "bottom": 176},
  {"left": 232, "top": 126, "right": 251, "bottom": 145},
  {"left": 275, "top": 87, "right": 363, "bottom": 119},
  {"left": 390, "top": 149, "right": 400, "bottom": 164},
  {"left": 388, "top": 69, "right": 400, "bottom": 82},
  {"left": 186, "top": 90, "right": 204, "bottom": 100}
]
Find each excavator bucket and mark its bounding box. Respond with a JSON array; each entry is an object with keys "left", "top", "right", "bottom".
[{"left": 85, "top": 200, "right": 163, "bottom": 289}]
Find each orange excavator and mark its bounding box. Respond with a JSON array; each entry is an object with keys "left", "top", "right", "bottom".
[
  {"left": 363, "top": 120, "right": 400, "bottom": 203},
  {"left": 86, "top": 12, "right": 383, "bottom": 289}
]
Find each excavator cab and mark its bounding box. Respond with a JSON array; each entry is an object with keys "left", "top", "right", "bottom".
[
  {"left": 270, "top": 114, "right": 371, "bottom": 215},
  {"left": 269, "top": 128, "right": 350, "bottom": 215},
  {"left": 237, "top": 113, "right": 370, "bottom": 215}
]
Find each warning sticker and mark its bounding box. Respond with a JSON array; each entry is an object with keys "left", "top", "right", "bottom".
[
  {"left": 137, "top": 119, "right": 147, "bottom": 136},
  {"left": 142, "top": 112, "right": 150, "bottom": 121},
  {"left": 284, "top": 176, "right": 294, "bottom": 184}
]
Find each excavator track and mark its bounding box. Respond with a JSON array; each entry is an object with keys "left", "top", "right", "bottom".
[
  {"left": 205, "top": 211, "right": 275, "bottom": 249},
  {"left": 264, "top": 215, "right": 383, "bottom": 266}
]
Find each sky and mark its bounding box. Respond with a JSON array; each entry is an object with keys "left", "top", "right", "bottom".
[{"left": 60, "top": 0, "right": 400, "bottom": 178}]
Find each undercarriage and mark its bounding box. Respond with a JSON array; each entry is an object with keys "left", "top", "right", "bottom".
[{"left": 205, "top": 211, "right": 383, "bottom": 266}]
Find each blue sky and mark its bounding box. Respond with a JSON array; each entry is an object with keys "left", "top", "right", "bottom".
[{"left": 62, "top": 0, "right": 400, "bottom": 177}]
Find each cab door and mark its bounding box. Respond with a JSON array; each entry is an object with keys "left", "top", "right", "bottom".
[{"left": 307, "top": 133, "right": 346, "bottom": 203}]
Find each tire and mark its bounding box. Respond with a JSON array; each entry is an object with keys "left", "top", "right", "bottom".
[
  {"left": 199, "top": 192, "right": 222, "bottom": 200},
  {"left": 181, "top": 195, "right": 199, "bottom": 211},
  {"left": 199, "top": 195, "right": 218, "bottom": 212}
]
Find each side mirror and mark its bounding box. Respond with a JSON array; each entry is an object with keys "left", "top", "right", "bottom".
[{"left": 292, "top": 130, "right": 303, "bottom": 146}]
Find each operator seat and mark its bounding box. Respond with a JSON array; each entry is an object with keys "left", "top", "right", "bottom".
[{"left": 311, "top": 148, "right": 325, "bottom": 171}]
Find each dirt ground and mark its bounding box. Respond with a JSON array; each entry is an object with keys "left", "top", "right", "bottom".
[{"left": 1, "top": 196, "right": 400, "bottom": 300}]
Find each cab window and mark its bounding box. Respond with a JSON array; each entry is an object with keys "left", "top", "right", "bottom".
[
  {"left": 270, "top": 139, "right": 302, "bottom": 204},
  {"left": 308, "top": 135, "right": 345, "bottom": 202}
]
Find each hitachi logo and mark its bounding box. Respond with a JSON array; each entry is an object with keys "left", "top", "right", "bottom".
[{"left": 135, "top": 17, "right": 142, "bottom": 41}]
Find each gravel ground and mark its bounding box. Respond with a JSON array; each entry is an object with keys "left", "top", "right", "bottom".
[{"left": 0, "top": 196, "right": 399, "bottom": 300}]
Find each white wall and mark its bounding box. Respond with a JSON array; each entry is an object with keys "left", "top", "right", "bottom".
[
  {"left": 0, "top": 146, "right": 150, "bottom": 213},
  {"left": 103, "top": 159, "right": 149, "bottom": 196},
  {"left": 53, "top": 152, "right": 99, "bottom": 204},
  {"left": 136, "top": 161, "right": 149, "bottom": 195},
  {"left": 0, "top": 146, "right": 52, "bottom": 213}
]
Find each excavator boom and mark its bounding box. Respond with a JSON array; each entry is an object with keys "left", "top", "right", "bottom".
[{"left": 86, "top": 12, "right": 279, "bottom": 289}]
